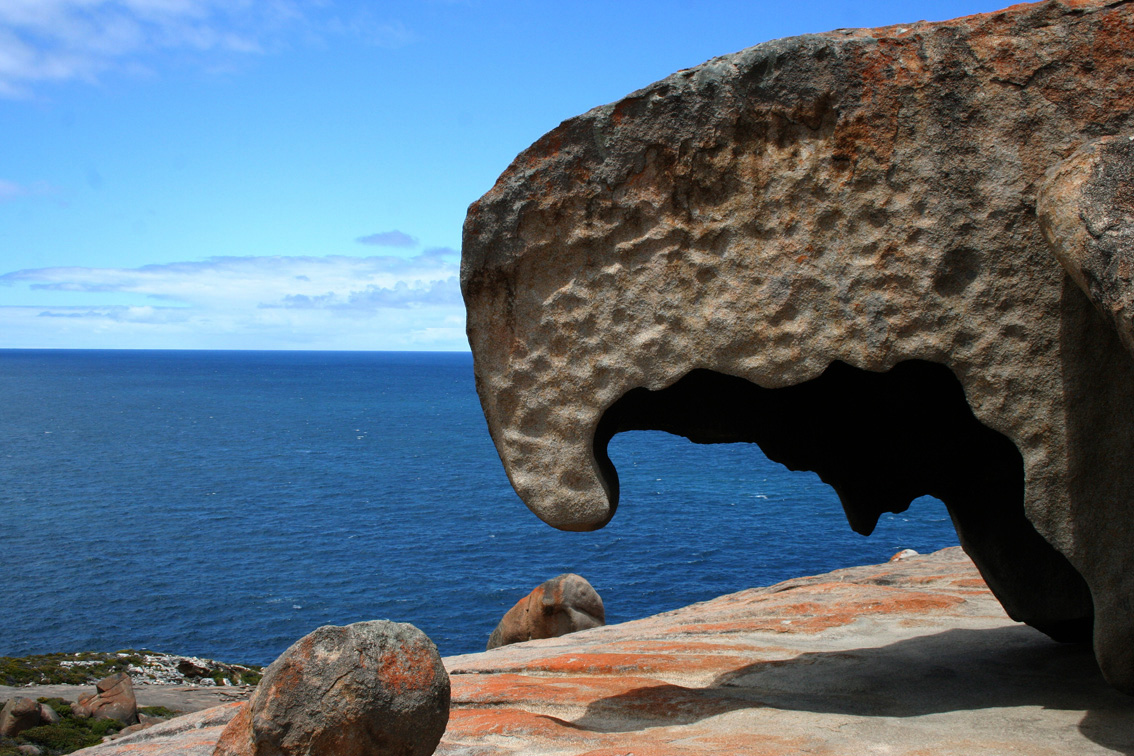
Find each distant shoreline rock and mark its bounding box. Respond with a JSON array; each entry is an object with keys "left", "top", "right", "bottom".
[{"left": 487, "top": 574, "right": 605, "bottom": 650}]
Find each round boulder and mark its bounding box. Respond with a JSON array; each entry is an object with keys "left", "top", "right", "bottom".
[
  {"left": 487, "top": 573, "right": 605, "bottom": 650},
  {"left": 214, "top": 620, "right": 450, "bottom": 756}
]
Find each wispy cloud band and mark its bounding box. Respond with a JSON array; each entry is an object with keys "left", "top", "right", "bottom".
[
  {"left": 0, "top": 0, "right": 415, "bottom": 97},
  {"left": 0, "top": 250, "right": 468, "bottom": 349}
]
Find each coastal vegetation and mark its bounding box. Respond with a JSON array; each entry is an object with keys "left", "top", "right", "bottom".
[
  {"left": 0, "top": 698, "right": 176, "bottom": 755},
  {"left": 0, "top": 653, "right": 145, "bottom": 687},
  {"left": 0, "top": 652, "right": 262, "bottom": 688}
]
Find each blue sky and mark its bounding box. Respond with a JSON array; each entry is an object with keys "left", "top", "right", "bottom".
[{"left": 1, "top": 0, "right": 1012, "bottom": 350}]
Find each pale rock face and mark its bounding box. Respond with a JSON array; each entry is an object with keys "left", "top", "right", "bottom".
[
  {"left": 1039, "top": 134, "right": 1134, "bottom": 358},
  {"left": 461, "top": 0, "right": 1134, "bottom": 690}
]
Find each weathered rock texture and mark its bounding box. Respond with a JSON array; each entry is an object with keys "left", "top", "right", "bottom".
[
  {"left": 76, "top": 702, "right": 243, "bottom": 756},
  {"left": 70, "top": 549, "right": 1134, "bottom": 755},
  {"left": 460, "top": 0, "right": 1134, "bottom": 690},
  {"left": 1039, "top": 134, "right": 1134, "bottom": 356},
  {"left": 213, "top": 621, "right": 449, "bottom": 756},
  {"left": 0, "top": 697, "right": 42, "bottom": 737},
  {"left": 487, "top": 573, "right": 605, "bottom": 650},
  {"left": 74, "top": 673, "right": 139, "bottom": 725}
]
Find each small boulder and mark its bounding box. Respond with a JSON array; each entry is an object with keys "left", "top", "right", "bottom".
[
  {"left": 0, "top": 697, "right": 42, "bottom": 737},
  {"left": 37, "top": 703, "right": 60, "bottom": 725},
  {"left": 74, "top": 672, "right": 138, "bottom": 725},
  {"left": 16, "top": 745, "right": 43, "bottom": 756},
  {"left": 214, "top": 620, "right": 450, "bottom": 756},
  {"left": 890, "top": 549, "right": 919, "bottom": 562},
  {"left": 487, "top": 573, "right": 605, "bottom": 650}
]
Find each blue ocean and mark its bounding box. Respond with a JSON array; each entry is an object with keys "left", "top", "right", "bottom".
[{"left": 0, "top": 350, "right": 958, "bottom": 665}]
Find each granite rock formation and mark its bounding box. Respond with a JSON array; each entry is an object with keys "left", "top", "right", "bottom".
[
  {"left": 461, "top": 0, "right": 1134, "bottom": 690},
  {"left": 487, "top": 573, "right": 605, "bottom": 650},
  {"left": 74, "top": 673, "right": 139, "bottom": 725},
  {"left": 213, "top": 621, "right": 449, "bottom": 756},
  {"left": 0, "top": 697, "right": 43, "bottom": 738}
]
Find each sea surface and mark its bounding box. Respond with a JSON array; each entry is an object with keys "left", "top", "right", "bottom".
[{"left": 0, "top": 350, "right": 959, "bottom": 665}]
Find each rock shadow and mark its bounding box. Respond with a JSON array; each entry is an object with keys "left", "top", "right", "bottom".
[
  {"left": 573, "top": 625, "right": 1134, "bottom": 753},
  {"left": 595, "top": 360, "right": 1094, "bottom": 640}
]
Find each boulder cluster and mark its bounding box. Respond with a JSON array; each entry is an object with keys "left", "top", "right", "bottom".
[
  {"left": 0, "top": 672, "right": 166, "bottom": 751},
  {"left": 6, "top": 582, "right": 597, "bottom": 756}
]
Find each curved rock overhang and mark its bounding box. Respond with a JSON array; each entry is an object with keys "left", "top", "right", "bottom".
[{"left": 462, "top": 0, "right": 1134, "bottom": 690}]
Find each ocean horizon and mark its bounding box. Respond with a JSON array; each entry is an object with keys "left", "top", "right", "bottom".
[{"left": 1, "top": 349, "right": 959, "bottom": 665}]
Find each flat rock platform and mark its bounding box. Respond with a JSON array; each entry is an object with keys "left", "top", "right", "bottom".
[{"left": 72, "top": 548, "right": 1134, "bottom": 755}]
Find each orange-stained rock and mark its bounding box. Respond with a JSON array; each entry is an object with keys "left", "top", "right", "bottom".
[
  {"left": 76, "top": 702, "right": 243, "bottom": 756},
  {"left": 487, "top": 573, "right": 604, "bottom": 650},
  {"left": 213, "top": 621, "right": 449, "bottom": 756},
  {"left": 73, "top": 673, "right": 138, "bottom": 726},
  {"left": 70, "top": 548, "right": 1134, "bottom": 756}
]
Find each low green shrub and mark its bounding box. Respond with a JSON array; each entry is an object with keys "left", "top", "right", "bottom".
[
  {"left": 137, "top": 705, "right": 180, "bottom": 718},
  {"left": 15, "top": 716, "right": 120, "bottom": 753}
]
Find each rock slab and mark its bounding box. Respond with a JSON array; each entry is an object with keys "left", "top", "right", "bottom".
[
  {"left": 487, "top": 573, "right": 605, "bottom": 650},
  {"left": 71, "top": 548, "right": 1134, "bottom": 755},
  {"left": 75, "top": 703, "right": 243, "bottom": 756},
  {"left": 213, "top": 620, "right": 450, "bottom": 756}
]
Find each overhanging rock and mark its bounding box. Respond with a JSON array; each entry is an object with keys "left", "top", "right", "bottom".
[{"left": 461, "top": 0, "right": 1134, "bottom": 691}]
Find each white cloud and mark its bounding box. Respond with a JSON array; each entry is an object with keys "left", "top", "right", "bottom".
[
  {"left": 0, "top": 0, "right": 414, "bottom": 97},
  {"left": 355, "top": 230, "right": 419, "bottom": 248},
  {"left": 0, "top": 0, "right": 294, "bottom": 96},
  {"left": 269, "top": 277, "right": 460, "bottom": 310},
  {"left": 0, "top": 250, "right": 469, "bottom": 350},
  {"left": 1, "top": 250, "right": 460, "bottom": 303}
]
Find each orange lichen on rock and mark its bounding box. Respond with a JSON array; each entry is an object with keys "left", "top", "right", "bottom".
[{"left": 74, "top": 548, "right": 1134, "bottom": 756}]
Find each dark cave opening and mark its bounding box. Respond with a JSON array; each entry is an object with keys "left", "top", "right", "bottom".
[{"left": 594, "top": 360, "right": 1094, "bottom": 642}]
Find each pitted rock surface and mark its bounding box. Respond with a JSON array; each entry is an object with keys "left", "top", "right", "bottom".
[
  {"left": 461, "top": 0, "right": 1134, "bottom": 690},
  {"left": 487, "top": 573, "right": 605, "bottom": 650},
  {"left": 213, "top": 620, "right": 449, "bottom": 756}
]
